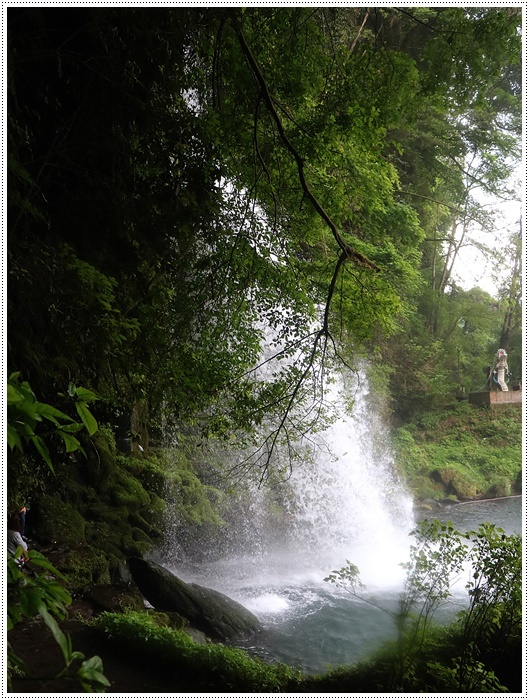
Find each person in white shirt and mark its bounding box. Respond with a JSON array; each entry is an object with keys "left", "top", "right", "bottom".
[{"left": 7, "top": 513, "right": 29, "bottom": 564}]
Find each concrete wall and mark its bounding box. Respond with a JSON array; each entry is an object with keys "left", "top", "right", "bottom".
[{"left": 469, "top": 390, "right": 523, "bottom": 407}]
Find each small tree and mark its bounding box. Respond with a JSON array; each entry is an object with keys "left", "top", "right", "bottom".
[{"left": 326, "top": 519, "right": 521, "bottom": 691}]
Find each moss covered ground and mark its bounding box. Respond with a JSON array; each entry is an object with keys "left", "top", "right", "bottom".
[{"left": 394, "top": 401, "right": 522, "bottom": 502}]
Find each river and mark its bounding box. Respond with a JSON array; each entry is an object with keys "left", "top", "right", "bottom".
[{"left": 228, "top": 495, "right": 522, "bottom": 674}]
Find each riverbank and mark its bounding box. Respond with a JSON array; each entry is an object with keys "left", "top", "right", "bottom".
[{"left": 395, "top": 402, "right": 522, "bottom": 502}]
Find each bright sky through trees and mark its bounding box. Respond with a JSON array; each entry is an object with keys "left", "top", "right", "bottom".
[{"left": 451, "top": 162, "right": 523, "bottom": 295}]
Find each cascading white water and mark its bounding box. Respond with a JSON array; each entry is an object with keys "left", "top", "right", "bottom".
[
  {"left": 166, "top": 369, "right": 418, "bottom": 672},
  {"left": 275, "top": 375, "right": 414, "bottom": 588}
]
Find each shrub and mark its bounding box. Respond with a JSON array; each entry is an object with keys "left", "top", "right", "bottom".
[{"left": 325, "top": 521, "right": 521, "bottom": 692}]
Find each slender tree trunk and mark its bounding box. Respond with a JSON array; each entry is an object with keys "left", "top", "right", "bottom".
[{"left": 499, "top": 220, "right": 522, "bottom": 351}]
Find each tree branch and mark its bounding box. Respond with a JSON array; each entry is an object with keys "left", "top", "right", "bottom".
[{"left": 230, "top": 14, "right": 380, "bottom": 273}]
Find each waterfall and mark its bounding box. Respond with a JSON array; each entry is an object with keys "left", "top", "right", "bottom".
[
  {"left": 160, "top": 357, "right": 521, "bottom": 674},
  {"left": 162, "top": 364, "right": 417, "bottom": 672},
  {"left": 166, "top": 367, "right": 414, "bottom": 596},
  {"left": 274, "top": 374, "right": 415, "bottom": 588}
]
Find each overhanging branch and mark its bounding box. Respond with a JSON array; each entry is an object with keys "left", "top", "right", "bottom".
[{"left": 230, "top": 14, "right": 380, "bottom": 273}]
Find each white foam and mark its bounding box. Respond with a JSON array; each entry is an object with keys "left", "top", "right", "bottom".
[{"left": 244, "top": 593, "right": 290, "bottom": 615}]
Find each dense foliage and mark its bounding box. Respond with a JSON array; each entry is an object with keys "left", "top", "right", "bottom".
[
  {"left": 8, "top": 8, "right": 521, "bottom": 476},
  {"left": 95, "top": 610, "right": 301, "bottom": 692}
]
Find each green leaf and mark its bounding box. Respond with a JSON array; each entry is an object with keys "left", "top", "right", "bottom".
[
  {"left": 78, "top": 656, "right": 111, "bottom": 692},
  {"left": 7, "top": 423, "right": 22, "bottom": 451},
  {"left": 34, "top": 402, "right": 76, "bottom": 424},
  {"left": 7, "top": 383, "right": 24, "bottom": 404},
  {"left": 57, "top": 421, "right": 85, "bottom": 434},
  {"left": 75, "top": 401, "right": 98, "bottom": 436},
  {"left": 57, "top": 430, "right": 82, "bottom": 453},
  {"left": 25, "top": 550, "right": 66, "bottom": 578},
  {"left": 30, "top": 435, "right": 54, "bottom": 473},
  {"left": 38, "top": 605, "right": 70, "bottom": 665},
  {"left": 75, "top": 387, "right": 99, "bottom": 402}
]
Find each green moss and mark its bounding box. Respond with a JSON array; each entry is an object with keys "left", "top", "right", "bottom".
[
  {"left": 35, "top": 494, "right": 87, "bottom": 546},
  {"left": 94, "top": 611, "right": 301, "bottom": 692},
  {"left": 128, "top": 511, "right": 163, "bottom": 540},
  {"left": 62, "top": 546, "right": 113, "bottom": 592},
  {"left": 451, "top": 471, "right": 482, "bottom": 500},
  {"left": 166, "top": 470, "right": 226, "bottom": 526},
  {"left": 395, "top": 404, "right": 522, "bottom": 501},
  {"left": 486, "top": 477, "right": 512, "bottom": 498},
  {"left": 147, "top": 610, "right": 187, "bottom": 630},
  {"left": 140, "top": 493, "right": 166, "bottom": 530},
  {"left": 410, "top": 475, "right": 446, "bottom": 501},
  {"left": 111, "top": 472, "right": 150, "bottom": 509},
  {"left": 120, "top": 534, "right": 149, "bottom": 557},
  {"left": 130, "top": 526, "right": 153, "bottom": 545},
  {"left": 84, "top": 521, "right": 126, "bottom": 559},
  {"left": 82, "top": 503, "right": 129, "bottom": 528},
  {"left": 117, "top": 455, "right": 167, "bottom": 496}
]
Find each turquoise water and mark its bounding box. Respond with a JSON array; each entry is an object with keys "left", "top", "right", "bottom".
[{"left": 425, "top": 494, "right": 523, "bottom": 535}]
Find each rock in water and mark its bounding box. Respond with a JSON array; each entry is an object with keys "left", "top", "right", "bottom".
[{"left": 128, "top": 557, "right": 260, "bottom": 640}]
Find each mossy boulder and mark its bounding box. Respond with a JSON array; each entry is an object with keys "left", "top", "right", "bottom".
[
  {"left": 82, "top": 503, "right": 130, "bottom": 530},
  {"left": 451, "top": 472, "right": 481, "bottom": 500},
  {"left": 128, "top": 557, "right": 260, "bottom": 641},
  {"left": 42, "top": 542, "right": 115, "bottom": 592},
  {"left": 111, "top": 472, "right": 150, "bottom": 509},
  {"left": 130, "top": 526, "right": 153, "bottom": 545},
  {"left": 431, "top": 464, "right": 483, "bottom": 501},
  {"left": 84, "top": 521, "right": 126, "bottom": 559},
  {"left": 485, "top": 477, "right": 512, "bottom": 499},
  {"left": 432, "top": 466, "right": 457, "bottom": 486},
  {"left": 146, "top": 609, "right": 187, "bottom": 630},
  {"left": 35, "top": 494, "right": 87, "bottom": 546},
  {"left": 65, "top": 547, "right": 112, "bottom": 590},
  {"left": 85, "top": 584, "right": 145, "bottom": 613},
  {"left": 118, "top": 455, "right": 166, "bottom": 497},
  {"left": 120, "top": 534, "right": 150, "bottom": 558},
  {"left": 128, "top": 511, "right": 163, "bottom": 540},
  {"left": 410, "top": 475, "right": 446, "bottom": 502},
  {"left": 140, "top": 493, "right": 166, "bottom": 527}
]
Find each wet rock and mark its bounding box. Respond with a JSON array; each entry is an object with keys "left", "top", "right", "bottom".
[{"left": 128, "top": 557, "right": 260, "bottom": 641}]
